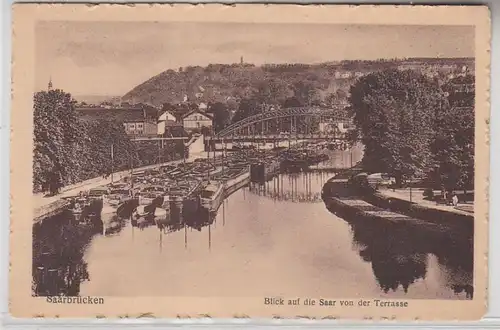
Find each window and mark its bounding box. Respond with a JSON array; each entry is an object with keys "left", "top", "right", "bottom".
[{"left": 137, "top": 123, "right": 143, "bottom": 128}]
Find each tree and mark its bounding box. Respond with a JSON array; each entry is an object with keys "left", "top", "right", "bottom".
[
  {"left": 161, "top": 102, "right": 177, "bottom": 112},
  {"left": 33, "top": 90, "right": 79, "bottom": 193},
  {"left": 349, "top": 69, "right": 445, "bottom": 186},
  {"left": 84, "top": 119, "right": 138, "bottom": 175},
  {"left": 283, "top": 96, "right": 302, "bottom": 108},
  {"left": 232, "top": 98, "right": 259, "bottom": 124},
  {"left": 209, "top": 102, "right": 230, "bottom": 133},
  {"left": 429, "top": 74, "right": 474, "bottom": 192},
  {"left": 33, "top": 88, "right": 148, "bottom": 194},
  {"left": 252, "top": 79, "right": 290, "bottom": 105},
  {"left": 291, "top": 80, "right": 320, "bottom": 106}
]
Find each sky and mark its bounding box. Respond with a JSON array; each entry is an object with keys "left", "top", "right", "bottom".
[{"left": 35, "top": 21, "right": 474, "bottom": 97}]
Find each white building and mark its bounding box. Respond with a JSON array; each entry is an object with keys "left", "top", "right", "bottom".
[
  {"left": 158, "top": 110, "right": 177, "bottom": 122},
  {"left": 182, "top": 110, "right": 213, "bottom": 132},
  {"left": 157, "top": 111, "right": 178, "bottom": 135}
]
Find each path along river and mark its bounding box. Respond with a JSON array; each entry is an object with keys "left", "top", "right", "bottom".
[{"left": 32, "top": 148, "right": 473, "bottom": 299}]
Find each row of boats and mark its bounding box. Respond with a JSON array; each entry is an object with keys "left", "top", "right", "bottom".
[
  {"left": 64, "top": 156, "right": 252, "bottom": 234},
  {"left": 63, "top": 146, "right": 332, "bottom": 234},
  {"left": 245, "top": 148, "right": 330, "bottom": 181}
]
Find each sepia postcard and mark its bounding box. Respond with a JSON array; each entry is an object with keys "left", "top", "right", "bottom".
[{"left": 10, "top": 4, "right": 490, "bottom": 320}]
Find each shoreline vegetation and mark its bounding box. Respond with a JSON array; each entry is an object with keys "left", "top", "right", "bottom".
[
  {"left": 348, "top": 70, "right": 474, "bottom": 194},
  {"left": 33, "top": 90, "right": 187, "bottom": 195}
]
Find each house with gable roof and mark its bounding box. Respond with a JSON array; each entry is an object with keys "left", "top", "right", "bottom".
[{"left": 182, "top": 109, "right": 213, "bottom": 132}]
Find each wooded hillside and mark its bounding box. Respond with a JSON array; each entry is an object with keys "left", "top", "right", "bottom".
[{"left": 122, "top": 58, "right": 474, "bottom": 107}]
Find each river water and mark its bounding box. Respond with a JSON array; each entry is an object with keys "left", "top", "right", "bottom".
[{"left": 32, "top": 148, "right": 473, "bottom": 300}]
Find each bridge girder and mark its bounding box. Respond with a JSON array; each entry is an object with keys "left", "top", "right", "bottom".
[{"left": 217, "top": 106, "right": 350, "bottom": 138}]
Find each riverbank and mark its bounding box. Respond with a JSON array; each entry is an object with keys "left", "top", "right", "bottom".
[
  {"left": 322, "top": 179, "right": 442, "bottom": 227},
  {"left": 321, "top": 169, "right": 473, "bottom": 238}
]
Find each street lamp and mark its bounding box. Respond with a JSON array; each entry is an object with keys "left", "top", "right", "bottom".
[
  {"left": 409, "top": 176, "right": 412, "bottom": 203},
  {"left": 350, "top": 147, "right": 353, "bottom": 168},
  {"left": 110, "top": 144, "right": 114, "bottom": 184}
]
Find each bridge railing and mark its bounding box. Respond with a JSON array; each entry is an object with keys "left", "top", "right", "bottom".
[{"left": 207, "top": 132, "right": 346, "bottom": 141}]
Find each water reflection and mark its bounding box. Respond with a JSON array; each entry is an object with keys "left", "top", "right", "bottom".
[
  {"left": 248, "top": 172, "right": 334, "bottom": 203},
  {"left": 33, "top": 170, "right": 473, "bottom": 299},
  {"left": 32, "top": 210, "right": 92, "bottom": 296},
  {"left": 330, "top": 195, "right": 473, "bottom": 299}
]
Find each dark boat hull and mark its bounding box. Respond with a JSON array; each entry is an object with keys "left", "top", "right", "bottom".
[{"left": 250, "top": 161, "right": 281, "bottom": 182}]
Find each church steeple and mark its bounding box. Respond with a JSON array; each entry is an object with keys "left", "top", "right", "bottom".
[{"left": 48, "top": 76, "right": 53, "bottom": 91}]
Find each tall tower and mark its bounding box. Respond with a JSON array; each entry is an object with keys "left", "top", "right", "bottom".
[
  {"left": 47, "top": 76, "right": 53, "bottom": 91},
  {"left": 240, "top": 56, "right": 244, "bottom": 65}
]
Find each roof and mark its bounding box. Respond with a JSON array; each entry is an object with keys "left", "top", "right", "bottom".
[
  {"left": 182, "top": 110, "right": 213, "bottom": 120},
  {"left": 76, "top": 106, "right": 157, "bottom": 123}
]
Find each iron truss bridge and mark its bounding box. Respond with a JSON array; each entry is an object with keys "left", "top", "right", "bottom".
[
  {"left": 206, "top": 133, "right": 346, "bottom": 143},
  {"left": 215, "top": 106, "right": 351, "bottom": 138}
]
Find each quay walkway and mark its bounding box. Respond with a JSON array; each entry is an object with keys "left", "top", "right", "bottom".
[{"left": 377, "top": 187, "right": 473, "bottom": 216}]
